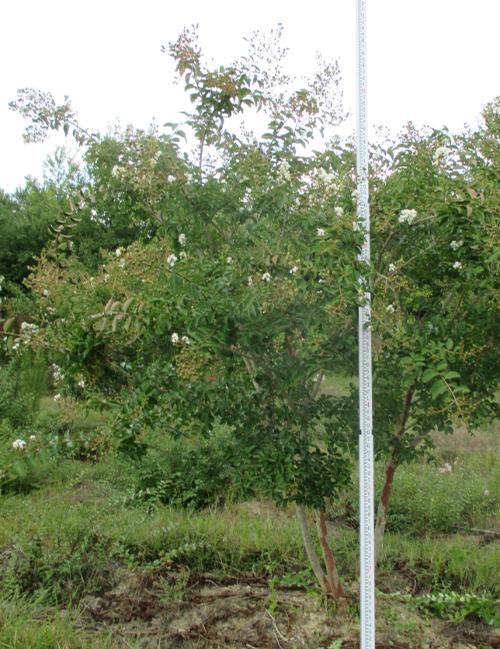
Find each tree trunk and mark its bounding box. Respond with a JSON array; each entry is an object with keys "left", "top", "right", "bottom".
[
  {"left": 316, "top": 511, "right": 346, "bottom": 600},
  {"left": 296, "top": 505, "right": 346, "bottom": 601},
  {"left": 374, "top": 460, "right": 395, "bottom": 564},
  {"left": 374, "top": 385, "right": 415, "bottom": 564},
  {"left": 296, "top": 504, "right": 326, "bottom": 590}
]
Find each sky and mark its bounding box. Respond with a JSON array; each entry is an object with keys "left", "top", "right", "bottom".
[{"left": 1, "top": 0, "right": 499, "bottom": 194}]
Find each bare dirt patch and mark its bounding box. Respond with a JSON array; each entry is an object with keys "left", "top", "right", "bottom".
[{"left": 78, "top": 569, "right": 499, "bottom": 649}]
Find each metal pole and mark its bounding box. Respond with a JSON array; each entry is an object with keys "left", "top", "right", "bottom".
[{"left": 356, "top": 1, "right": 375, "bottom": 648}]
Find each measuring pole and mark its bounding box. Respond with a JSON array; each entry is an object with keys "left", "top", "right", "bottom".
[{"left": 356, "top": 1, "right": 375, "bottom": 648}]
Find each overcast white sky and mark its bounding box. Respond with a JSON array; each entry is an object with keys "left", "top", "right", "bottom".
[{"left": 1, "top": 0, "right": 499, "bottom": 194}]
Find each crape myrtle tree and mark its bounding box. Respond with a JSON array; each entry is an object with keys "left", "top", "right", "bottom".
[
  {"left": 7, "top": 23, "right": 499, "bottom": 592},
  {"left": 345, "top": 101, "right": 500, "bottom": 562},
  {"left": 9, "top": 27, "right": 361, "bottom": 600}
]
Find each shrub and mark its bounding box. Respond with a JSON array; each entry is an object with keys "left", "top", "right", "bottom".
[
  {"left": 0, "top": 353, "right": 47, "bottom": 430},
  {"left": 131, "top": 432, "right": 252, "bottom": 509}
]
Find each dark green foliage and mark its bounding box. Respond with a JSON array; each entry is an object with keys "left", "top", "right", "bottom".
[
  {"left": 131, "top": 434, "right": 252, "bottom": 509},
  {"left": 0, "top": 182, "right": 60, "bottom": 288},
  {"left": 0, "top": 352, "right": 47, "bottom": 430},
  {"left": 1, "top": 533, "right": 112, "bottom": 604},
  {"left": 0, "top": 447, "right": 55, "bottom": 495}
]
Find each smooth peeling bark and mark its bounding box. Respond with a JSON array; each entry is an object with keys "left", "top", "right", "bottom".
[
  {"left": 295, "top": 504, "right": 329, "bottom": 595},
  {"left": 374, "top": 460, "right": 395, "bottom": 564},
  {"left": 374, "top": 385, "right": 415, "bottom": 565},
  {"left": 317, "top": 511, "right": 346, "bottom": 600}
]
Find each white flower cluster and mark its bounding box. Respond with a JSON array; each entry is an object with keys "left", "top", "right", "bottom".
[
  {"left": 334, "top": 206, "right": 344, "bottom": 217},
  {"left": 178, "top": 233, "right": 187, "bottom": 246},
  {"left": 316, "top": 227, "right": 326, "bottom": 237},
  {"left": 115, "top": 247, "right": 124, "bottom": 257},
  {"left": 450, "top": 240, "right": 463, "bottom": 251},
  {"left": 17, "top": 322, "right": 39, "bottom": 349},
  {"left": 52, "top": 364, "right": 64, "bottom": 384},
  {"left": 167, "top": 254, "right": 178, "bottom": 268},
  {"left": 171, "top": 332, "right": 191, "bottom": 346},
  {"left": 297, "top": 168, "right": 338, "bottom": 206},
  {"left": 315, "top": 167, "right": 337, "bottom": 191},
  {"left": 261, "top": 272, "right": 272, "bottom": 282},
  {"left": 77, "top": 379, "right": 85, "bottom": 389},
  {"left": 289, "top": 265, "right": 299, "bottom": 275},
  {"left": 386, "top": 304, "right": 396, "bottom": 314},
  {"left": 54, "top": 393, "right": 62, "bottom": 402},
  {"left": 276, "top": 159, "right": 291, "bottom": 184},
  {"left": 433, "top": 146, "right": 452, "bottom": 165},
  {"left": 388, "top": 263, "right": 397, "bottom": 273},
  {"left": 242, "top": 188, "right": 252, "bottom": 206},
  {"left": 21, "top": 322, "right": 39, "bottom": 336},
  {"left": 226, "top": 257, "right": 233, "bottom": 265},
  {"left": 12, "top": 439, "right": 27, "bottom": 450},
  {"left": 398, "top": 209, "right": 417, "bottom": 225},
  {"left": 452, "top": 261, "right": 462, "bottom": 270}
]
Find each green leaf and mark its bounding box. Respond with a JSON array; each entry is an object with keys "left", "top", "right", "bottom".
[
  {"left": 443, "top": 370, "right": 460, "bottom": 380},
  {"left": 422, "top": 369, "right": 438, "bottom": 383},
  {"left": 431, "top": 380, "right": 448, "bottom": 400}
]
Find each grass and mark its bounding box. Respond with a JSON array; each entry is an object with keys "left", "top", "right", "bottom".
[
  {"left": 379, "top": 459, "right": 499, "bottom": 534},
  {"left": 0, "top": 465, "right": 306, "bottom": 580},
  {"left": 0, "top": 403, "right": 498, "bottom": 647},
  {"left": 0, "top": 450, "right": 498, "bottom": 601},
  {"left": 0, "top": 598, "right": 126, "bottom": 649},
  {"left": 380, "top": 534, "right": 500, "bottom": 594}
]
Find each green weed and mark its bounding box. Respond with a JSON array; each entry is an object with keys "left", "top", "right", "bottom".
[{"left": 411, "top": 590, "right": 500, "bottom": 627}]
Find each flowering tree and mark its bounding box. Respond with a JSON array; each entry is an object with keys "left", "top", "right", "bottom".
[
  {"left": 358, "top": 105, "right": 499, "bottom": 561},
  {"left": 9, "top": 27, "right": 361, "bottom": 600},
  {"left": 6, "top": 24, "right": 499, "bottom": 594},
  {"left": 27, "top": 139, "right": 364, "bottom": 596}
]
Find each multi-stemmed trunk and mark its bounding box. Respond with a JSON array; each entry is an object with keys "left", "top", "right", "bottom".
[
  {"left": 296, "top": 504, "right": 346, "bottom": 601},
  {"left": 243, "top": 363, "right": 346, "bottom": 600}
]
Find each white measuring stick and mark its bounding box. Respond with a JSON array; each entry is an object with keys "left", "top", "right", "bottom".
[{"left": 356, "top": 1, "right": 376, "bottom": 648}]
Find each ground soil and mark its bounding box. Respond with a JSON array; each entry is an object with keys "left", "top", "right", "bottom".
[{"left": 77, "top": 568, "right": 500, "bottom": 649}]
